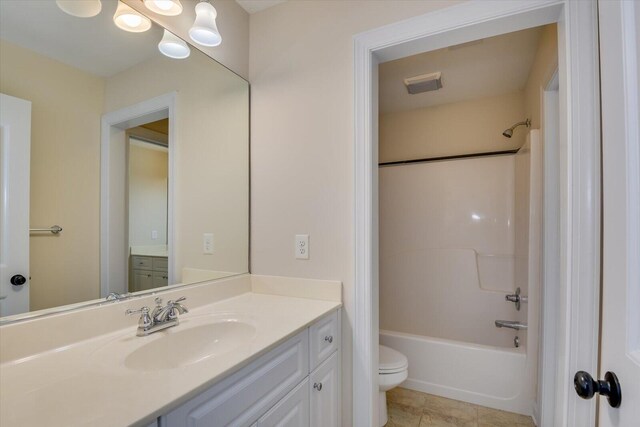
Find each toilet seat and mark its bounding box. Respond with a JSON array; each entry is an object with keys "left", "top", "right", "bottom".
[{"left": 379, "top": 345, "right": 408, "bottom": 374}]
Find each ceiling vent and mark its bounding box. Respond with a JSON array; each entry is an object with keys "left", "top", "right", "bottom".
[{"left": 404, "top": 72, "right": 443, "bottom": 94}]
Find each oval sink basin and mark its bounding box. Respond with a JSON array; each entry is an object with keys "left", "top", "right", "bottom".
[{"left": 124, "top": 320, "right": 256, "bottom": 372}]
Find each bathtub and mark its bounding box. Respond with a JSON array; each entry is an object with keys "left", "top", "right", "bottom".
[{"left": 380, "top": 329, "right": 535, "bottom": 416}]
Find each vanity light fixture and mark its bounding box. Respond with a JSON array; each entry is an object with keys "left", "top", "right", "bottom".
[
  {"left": 143, "top": 0, "right": 183, "bottom": 16},
  {"left": 189, "top": 0, "right": 222, "bottom": 47},
  {"left": 56, "top": 0, "right": 102, "bottom": 18},
  {"left": 158, "top": 29, "right": 191, "bottom": 59},
  {"left": 113, "top": 1, "right": 152, "bottom": 33}
]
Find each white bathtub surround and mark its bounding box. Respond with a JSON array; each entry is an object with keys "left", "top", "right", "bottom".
[
  {"left": 379, "top": 154, "right": 517, "bottom": 348},
  {"left": 0, "top": 274, "right": 342, "bottom": 426},
  {"left": 379, "top": 132, "right": 542, "bottom": 416}
]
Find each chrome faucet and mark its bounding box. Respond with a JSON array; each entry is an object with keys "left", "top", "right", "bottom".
[{"left": 126, "top": 297, "right": 188, "bottom": 336}]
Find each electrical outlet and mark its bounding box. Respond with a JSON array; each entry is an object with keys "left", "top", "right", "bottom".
[
  {"left": 151, "top": 230, "right": 158, "bottom": 240},
  {"left": 203, "top": 233, "right": 214, "bottom": 254},
  {"left": 295, "top": 234, "right": 309, "bottom": 260}
]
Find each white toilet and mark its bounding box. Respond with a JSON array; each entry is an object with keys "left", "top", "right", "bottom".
[{"left": 378, "top": 345, "right": 409, "bottom": 426}]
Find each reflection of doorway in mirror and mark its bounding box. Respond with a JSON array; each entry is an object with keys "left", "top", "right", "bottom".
[{"left": 127, "top": 120, "right": 169, "bottom": 293}]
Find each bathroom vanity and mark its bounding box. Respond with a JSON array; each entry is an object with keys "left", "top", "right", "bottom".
[
  {"left": 160, "top": 309, "right": 340, "bottom": 427},
  {"left": 0, "top": 275, "right": 342, "bottom": 427}
]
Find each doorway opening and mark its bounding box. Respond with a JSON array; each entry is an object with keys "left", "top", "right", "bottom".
[
  {"left": 376, "top": 24, "right": 556, "bottom": 426},
  {"left": 100, "top": 92, "right": 175, "bottom": 299},
  {"left": 353, "top": 2, "right": 601, "bottom": 427}
]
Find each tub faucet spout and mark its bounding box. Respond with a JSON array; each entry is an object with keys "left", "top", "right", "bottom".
[{"left": 495, "top": 320, "right": 528, "bottom": 330}]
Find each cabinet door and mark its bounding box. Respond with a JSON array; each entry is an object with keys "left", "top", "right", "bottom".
[
  {"left": 132, "top": 270, "right": 153, "bottom": 292},
  {"left": 258, "top": 379, "right": 309, "bottom": 427},
  {"left": 152, "top": 271, "right": 168, "bottom": 288},
  {"left": 309, "top": 352, "right": 338, "bottom": 427}
]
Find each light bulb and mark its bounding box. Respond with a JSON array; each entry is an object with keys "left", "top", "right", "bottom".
[
  {"left": 122, "top": 14, "right": 142, "bottom": 27},
  {"left": 56, "top": 0, "right": 102, "bottom": 18},
  {"left": 113, "top": 2, "right": 152, "bottom": 33},
  {"left": 158, "top": 30, "right": 191, "bottom": 59},
  {"left": 143, "top": 0, "right": 183, "bottom": 16},
  {"left": 189, "top": 1, "right": 222, "bottom": 47}
]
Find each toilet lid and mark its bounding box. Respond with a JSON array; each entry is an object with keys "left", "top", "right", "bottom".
[{"left": 379, "top": 345, "right": 408, "bottom": 373}]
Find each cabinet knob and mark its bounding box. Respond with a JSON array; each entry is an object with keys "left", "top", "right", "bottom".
[
  {"left": 313, "top": 382, "right": 323, "bottom": 391},
  {"left": 324, "top": 335, "right": 333, "bottom": 344}
]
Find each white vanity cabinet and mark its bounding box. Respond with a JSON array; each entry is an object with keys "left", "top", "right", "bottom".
[{"left": 158, "top": 309, "right": 341, "bottom": 427}]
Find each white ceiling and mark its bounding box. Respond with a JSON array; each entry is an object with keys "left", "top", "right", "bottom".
[
  {"left": 0, "top": 0, "right": 162, "bottom": 78},
  {"left": 235, "top": 0, "right": 286, "bottom": 14},
  {"left": 379, "top": 27, "right": 544, "bottom": 114}
]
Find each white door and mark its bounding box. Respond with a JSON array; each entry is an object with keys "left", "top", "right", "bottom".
[
  {"left": 0, "top": 93, "right": 31, "bottom": 316},
  {"left": 597, "top": 1, "right": 640, "bottom": 425}
]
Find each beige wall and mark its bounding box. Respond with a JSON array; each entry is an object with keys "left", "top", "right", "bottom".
[
  {"left": 105, "top": 49, "right": 250, "bottom": 277},
  {"left": 128, "top": 141, "right": 169, "bottom": 247},
  {"left": 379, "top": 91, "right": 526, "bottom": 163},
  {"left": 0, "top": 40, "right": 104, "bottom": 310},
  {"left": 249, "top": 1, "right": 462, "bottom": 424},
  {"left": 123, "top": 0, "right": 250, "bottom": 80},
  {"left": 525, "top": 24, "right": 558, "bottom": 128}
]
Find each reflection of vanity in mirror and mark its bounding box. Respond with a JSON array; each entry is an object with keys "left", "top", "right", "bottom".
[{"left": 0, "top": 0, "right": 249, "bottom": 319}]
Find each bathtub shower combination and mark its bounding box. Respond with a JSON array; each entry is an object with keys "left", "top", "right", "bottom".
[{"left": 379, "top": 130, "right": 541, "bottom": 416}]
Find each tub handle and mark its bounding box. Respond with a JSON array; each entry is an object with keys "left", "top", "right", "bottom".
[
  {"left": 495, "top": 320, "right": 528, "bottom": 330},
  {"left": 505, "top": 287, "right": 527, "bottom": 311}
]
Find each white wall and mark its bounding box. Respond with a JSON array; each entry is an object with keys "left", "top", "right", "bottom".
[
  {"left": 128, "top": 140, "right": 168, "bottom": 247},
  {"left": 379, "top": 155, "right": 519, "bottom": 348},
  {"left": 380, "top": 91, "right": 526, "bottom": 163},
  {"left": 248, "top": 1, "right": 463, "bottom": 424}
]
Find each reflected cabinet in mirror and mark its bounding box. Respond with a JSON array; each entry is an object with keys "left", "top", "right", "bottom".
[{"left": 0, "top": 0, "right": 249, "bottom": 320}]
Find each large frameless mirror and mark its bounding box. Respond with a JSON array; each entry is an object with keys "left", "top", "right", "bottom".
[{"left": 0, "top": 0, "right": 249, "bottom": 321}]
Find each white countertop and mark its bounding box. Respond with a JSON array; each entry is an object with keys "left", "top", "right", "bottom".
[
  {"left": 130, "top": 245, "right": 168, "bottom": 257},
  {"left": 0, "top": 292, "right": 341, "bottom": 427}
]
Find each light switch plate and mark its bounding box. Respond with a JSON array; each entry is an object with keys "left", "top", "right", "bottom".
[
  {"left": 295, "top": 234, "right": 309, "bottom": 259},
  {"left": 203, "top": 233, "right": 214, "bottom": 254},
  {"left": 151, "top": 230, "right": 158, "bottom": 240}
]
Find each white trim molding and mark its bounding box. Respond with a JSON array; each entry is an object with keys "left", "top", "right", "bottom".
[
  {"left": 100, "top": 92, "right": 176, "bottom": 298},
  {"left": 353, "top": 1, "right": 601, "bottom": 426}
]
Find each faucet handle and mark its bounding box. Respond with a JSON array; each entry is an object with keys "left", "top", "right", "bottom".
[{"left": 126, "top": 306, "right": 153, "bottom": 329}]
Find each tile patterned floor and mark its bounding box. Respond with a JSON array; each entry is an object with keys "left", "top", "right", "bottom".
[{"left": 386, "top": 388, "right": 536, "bottom": 427}]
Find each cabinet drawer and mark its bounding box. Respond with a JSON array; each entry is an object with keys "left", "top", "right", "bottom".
[
  {"left": 257, "top": 378, "right": 309, "bottom": 427},
  {"left": 153, "top": 257, "right": 168, "bottom": 272},
  {"left": 162, "top": 330, "right": 309, "bottom": 427},
  {"left": 132, "top": 256, "right": 152, "bottom": 270},
  {"left": 309, "top": 310, "right": 339, "bottom": 371}
]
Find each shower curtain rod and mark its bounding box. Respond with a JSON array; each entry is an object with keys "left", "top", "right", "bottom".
[{"left": 378, "top": 149, "right": 519, "bottom": 167}]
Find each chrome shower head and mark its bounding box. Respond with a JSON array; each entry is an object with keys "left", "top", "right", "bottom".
[{"left": 502, "top": 119, "right": 531, "bottom": 139}]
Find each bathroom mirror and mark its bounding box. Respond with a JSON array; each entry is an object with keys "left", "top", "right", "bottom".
[{"left": 0, "top": 0, "right": 249, "bottom": 320}]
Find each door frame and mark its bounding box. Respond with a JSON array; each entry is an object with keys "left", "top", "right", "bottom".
[
  {"left": 353, "top": 1, "right": 601, "bottom": 426},
  {"left": 100, "top": 92, "right": 176, "bottom": 298}
]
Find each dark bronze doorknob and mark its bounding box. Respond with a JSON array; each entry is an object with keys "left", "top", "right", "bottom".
[
  {"left": 10, "top": 275, "right": 27, "bottom": 286},
  {"left": 574, "top": 370, "right": 621, "bottom": 408}
]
